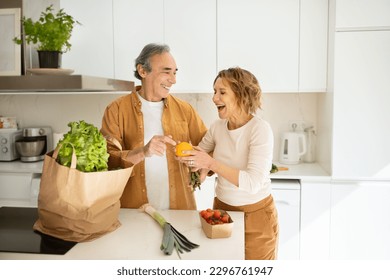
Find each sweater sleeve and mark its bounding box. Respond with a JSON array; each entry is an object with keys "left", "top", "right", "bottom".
[
  {"left": 198, "top": 121, "right": 216, "bottom": 153},
  {"left": 238, "top": 120, "right": 273, "bottom": 194}
]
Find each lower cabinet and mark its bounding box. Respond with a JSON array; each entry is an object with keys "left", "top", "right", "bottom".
[
  {"left": 300, "top": 180, "right": 331, "bottom": 259},
  {"left": 271, "top": 179, "right": 301, "bottom": 260},
  {"left": 0, "top": 172, "right": 40, "bottom": 207},
  {"left": 330, "top": 180, "right": 390, "bottom": 260}
]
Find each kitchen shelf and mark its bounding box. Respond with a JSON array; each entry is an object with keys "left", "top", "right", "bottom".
[{"left": 0, "top": 75, "right": 134, "bottom": 93}]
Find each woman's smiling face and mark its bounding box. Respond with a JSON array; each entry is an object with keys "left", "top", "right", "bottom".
[{"left": 212, "top": 77, "right": 239, "bottom": 120}]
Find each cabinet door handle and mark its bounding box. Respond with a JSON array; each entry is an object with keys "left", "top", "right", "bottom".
[
  {"left": 275, "top": 200, "right": 299, "bottom": 207},
  {"left": 275, "top": 200, "right": 291, "bottom": 205}
]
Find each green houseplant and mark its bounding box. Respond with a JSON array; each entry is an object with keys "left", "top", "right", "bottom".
[{"left": 13, "top": 5, "right": 80, "bottom": 68}]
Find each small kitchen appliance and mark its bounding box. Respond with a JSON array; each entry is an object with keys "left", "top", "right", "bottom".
[
  {"left": 0, "top": 129, "right": 23, "bottom": 161},
  {"left": 302, "top": 126, "right": 316, "bottom": 163},
  {"left": 279, "top": 131, "right": 306, "bottom": 165},
  {"left": 15, "top": 127, "right": 53, "bottom": 162}
]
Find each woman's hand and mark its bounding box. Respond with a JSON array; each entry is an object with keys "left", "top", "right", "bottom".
[{"left": 177, "top": 145, "right": 215, "bottom": 171}]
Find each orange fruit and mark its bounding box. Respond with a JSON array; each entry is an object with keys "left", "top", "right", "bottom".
[{"left": 175, "top": 141, "right": 193, "bottom": 157}]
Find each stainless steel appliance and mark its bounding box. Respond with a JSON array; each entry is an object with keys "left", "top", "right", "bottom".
[
  {"left": 15, "top": 127, "right": 53, "bottom": 162},
  {"left": 0, "top": 129, "right": 23, "bottom": 161}
]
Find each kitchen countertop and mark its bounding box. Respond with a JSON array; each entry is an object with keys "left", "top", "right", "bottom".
[
  {"left": 0, "top": 160, "right": 44, "bottom": 173},
  {"left": 0, "top": 160, "right": 330, "bottom": 181},
  {"left": 0, "top": 208, "right": 244, "bottom": 260},
  {"left": 270, "top": 161, "right": 330, "bottom": 182}
]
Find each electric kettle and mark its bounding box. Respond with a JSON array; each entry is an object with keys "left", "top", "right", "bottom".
[{"left": 279, "top": 132, "right": 306, "bottom": 164}]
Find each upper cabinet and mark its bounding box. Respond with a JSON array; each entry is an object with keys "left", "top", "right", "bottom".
[
  {"left": 335, "top": 0, "right": 390, "bottom": 29},
  {"left": 217, "top": 0, "right": 328, "bottom": 93},
  {"left": 61, "top": 0, "right": 328, "bottom": 93},
  {"left": 112, "top": 0, "right": 164, "bottom": 82},
  {"left": 73, "top": 0, "right": 216, "bottom": 93},
  {"left": 164, "top": 0, "right": 217, "bottom": 93},
  {"left": 299, "top": 0, "right": 328, "bottom": 92},
  {"left": 61, "top": 0, "right": 115, "bottom": 79},
  {"left": 217, "top": 0, "right": 300, "bottom": 93}
]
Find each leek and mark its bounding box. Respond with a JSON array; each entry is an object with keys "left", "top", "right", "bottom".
[{"left": 140, "top": 204, "right": 199, "bottom": 257}]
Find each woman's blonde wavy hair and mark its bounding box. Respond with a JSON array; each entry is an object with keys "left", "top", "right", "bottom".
[{"left": 213, "top": 67, "right": 262, "bottom": 114}]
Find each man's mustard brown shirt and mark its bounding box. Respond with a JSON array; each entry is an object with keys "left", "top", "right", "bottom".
[{"left": 101, "top": 86, "right": 207, "bottom": 209}]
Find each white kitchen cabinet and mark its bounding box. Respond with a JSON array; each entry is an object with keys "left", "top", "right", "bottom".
[
  {"left": 335, "top": 0, "right": 390, "bottom": 29},
  {"left": 61, "top": 0, "right": 327, "bottom": 93},
  {"left": 0, "top": 172, "right": 38, "bottom": 207},
  {"left": 62, "top": 0, "right": 165, "bottom": 81},
  {"left": 217, "top": 0, "right": 328, "bottom": 93},
  {"left": 112, "top": 0, "right": 164, "bottom": 81},
  {"left": 217, "top": 0, "right": 300, "bottom": 93},
  {"left": 61, "top": 0, "right": 115, "bottom": 78},
  {"left": 271, "top": 179, "right": 301, "bottom": 260},
  {"left": 164, "top": 0, "right": 217, "bottom": 93},
  {"left": 113, "top": 0, "right": 217, "bottom": 93},
  {"left": 332, "top": 30, "right": 390, "bottom": 178},
  {"left": 299, "top": 180, "right": 331, "bottom": 259},
  {"left": 330, "top": 180, "right": 390, "bottom": 259},
  {"left": 299, "top": 0, "right": 328, "bottom": 92}
]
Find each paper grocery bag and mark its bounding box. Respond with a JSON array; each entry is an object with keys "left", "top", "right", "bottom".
[{"left": 33, "top": 143, "right": 133, "bottom": 242}]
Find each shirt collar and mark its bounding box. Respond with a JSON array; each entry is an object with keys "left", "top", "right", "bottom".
[{"left": 133, "top": 85, "right": 169, "bottom": 107}]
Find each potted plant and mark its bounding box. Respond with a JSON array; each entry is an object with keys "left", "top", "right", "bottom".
[{"left": 13, "top": 5, "right": 80, "bottom": 69}]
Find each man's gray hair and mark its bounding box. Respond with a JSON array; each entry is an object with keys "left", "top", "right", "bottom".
[{"left": 134, "top": 43, "right": 171, "bottom": 80}]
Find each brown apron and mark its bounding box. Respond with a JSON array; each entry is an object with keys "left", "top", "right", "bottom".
[{"left": 214, "top": 194, "right": 279, "bottom": 260}]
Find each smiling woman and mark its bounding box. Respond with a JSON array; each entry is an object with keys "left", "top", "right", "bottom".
[{"left": 0, "top": 8, "right": 21, "bottom": 76}]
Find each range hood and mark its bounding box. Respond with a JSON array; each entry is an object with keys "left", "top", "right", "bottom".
[{"left": 0, "top": 75, "right": 134, "bottom": 92}]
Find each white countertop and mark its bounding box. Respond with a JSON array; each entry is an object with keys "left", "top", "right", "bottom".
[
  {"left": 0, "top": 160, "right": 43, "bottom": 173},
  {"left": 270, "top": 161, "right": 330, "bottom": 182},
  {"left": 0, "top": 208, "right": 244, "bottom": 260},
  {"left": 0, "top": 160, "right": 330, "bottom": 180}
]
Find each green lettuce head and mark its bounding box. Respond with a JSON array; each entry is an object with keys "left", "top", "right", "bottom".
[{"left": 57, "top": 120, "right": 109, "bottom": 172}]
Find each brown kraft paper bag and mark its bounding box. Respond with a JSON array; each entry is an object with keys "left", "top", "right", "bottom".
[{"left": 33, "top": 143, "right": 133, "bottom": 242}]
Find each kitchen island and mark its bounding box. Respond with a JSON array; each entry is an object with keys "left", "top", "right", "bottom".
[{"left": 0, "top": 208, "right": 244, "bottom": 260}]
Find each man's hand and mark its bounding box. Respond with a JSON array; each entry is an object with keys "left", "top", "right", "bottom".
[{"left": 143, "top": 135, "right": 176, "bottom": 157}]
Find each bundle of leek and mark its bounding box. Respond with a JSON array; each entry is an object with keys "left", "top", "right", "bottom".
[{"left": 140, "top": 204, "right": 199, "bottom": 257}]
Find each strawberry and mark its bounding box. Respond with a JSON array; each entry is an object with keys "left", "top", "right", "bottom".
[
  {"left": 203, "top": 211, "right": 213, "bottom": 220},
  {"left": 221, "top": 214, "right": 230, "bottom": 223},
  {"left": 213, "top": 210, "right": 221, "bottom": 219}
]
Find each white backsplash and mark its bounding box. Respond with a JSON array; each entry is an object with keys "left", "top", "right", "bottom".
[{"left": 0, "top": 92, "right": 318, "bottom": 162}]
